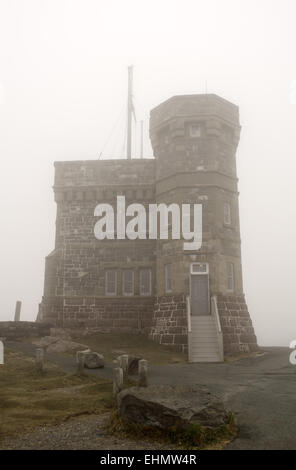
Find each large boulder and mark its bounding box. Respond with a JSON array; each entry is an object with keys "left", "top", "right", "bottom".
[{"left": 117, "top": 384, "right": 228, "bottom": 430}]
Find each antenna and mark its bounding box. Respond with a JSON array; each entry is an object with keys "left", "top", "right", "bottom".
[
  {"left": 140, "top": 120, "right": 144, "bottom": 158},
  {"left": 126, "top": 65, "right": 133, "bottom": 159}
]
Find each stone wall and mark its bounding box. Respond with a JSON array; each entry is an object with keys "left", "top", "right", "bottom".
[
  {"left": 39, "top": 296, "right": 154, "bottom": 331},
  {"left": 217, "top": 294, "right": 258, "bottom": 354},
  {"left": 0, "top": 321, "right": 51, "bottom": 340},
  {"left": 149, "top": 294, "right": 188, "bottom": 353}
]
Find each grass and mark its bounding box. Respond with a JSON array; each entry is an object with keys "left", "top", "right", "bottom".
[
  {"left": 0, "top": 350, "right": 113, "bottom": 441},
  {"left": 108, "top": 410, "right": 237, "bottom": 450},
  {"left": 70, "top": 331, "right": 186, "bottom": 364}
]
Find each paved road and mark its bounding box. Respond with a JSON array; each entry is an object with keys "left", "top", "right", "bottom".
[{"left": 7, "top": 342, "right": 296, "bottom": 450}]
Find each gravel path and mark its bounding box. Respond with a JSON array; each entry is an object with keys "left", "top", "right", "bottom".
[{"left": 0, "top": 413, "right": 172, "bottom": 450}]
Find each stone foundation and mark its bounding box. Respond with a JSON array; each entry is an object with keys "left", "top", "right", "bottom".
[
  {"left": 0, "top": 321, "right": 51, "bottom": 341},
  {"left": 149, "top": 294, "right": 188, "bottom": 353},
  {"left": 39, "top": 296, "right": 154, "bottom": 332},
  {"left": 217, "top": 294, "right": 258, "bottom": 354}
]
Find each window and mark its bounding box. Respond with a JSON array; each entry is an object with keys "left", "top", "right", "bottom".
[
  {"left": 189, "top": 123, "right": 201, "bottom": 138},
  {"left": 224, "top": 203, "right": 231, "bottom": 225},
  {"left": 227, "top": 263, "right": 234, "bottom": 291},
  {"left": 140, "top": 269, "right": 152, "bottom": 296},
  {"left": 105, "top": 270, "right": 117, "bottom": 296},
  {"left": 165, "top": 264, "right": 173, "bottom": 293},
  {"left": 123, "top": 270, "right": 134, "bottom": 296},
  {"left": 191, "top": 263, "right": 208, "bottom": 274},
  {"left": 221, "top": 125, "right": 234, "bottom": 144}
]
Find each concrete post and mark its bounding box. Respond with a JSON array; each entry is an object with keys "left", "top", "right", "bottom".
[
  {"left": 138, "top": 359, "right": 148, "bottom": 387},
  {"left": 113, "top": 367, "right": 123, "bottom": 397},
  {"left": 120, "top": 354, "right": 129, "bottom": 379},
  {"left": 14, "top": 301, "right": 22, "bottom": 322},
  {"left": 35, "top": 348, "right": 44, "bottom": 372},
  {"left": 76, "top": 351, "right": 85, "bottom": 375}
]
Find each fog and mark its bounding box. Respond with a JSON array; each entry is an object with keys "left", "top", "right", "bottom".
[{"left": 0, "top": 0, "right": 295, "bottom": 347}]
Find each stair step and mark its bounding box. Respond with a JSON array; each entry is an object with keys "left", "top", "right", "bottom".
[
  {"left": 190, "top": 358, "right": 221, "bottom": 363},
  {"left": 191, "top": 349, "right": 219, "bottom": 352},
  {"left": 191, "top": 334, "right": 218, "bottom": 338},
  {"left": 191, "top": 328, "right": 216, "bottom": 332},
  {"left": 190, "top": 352, "right": 220, "bottom": 357}
]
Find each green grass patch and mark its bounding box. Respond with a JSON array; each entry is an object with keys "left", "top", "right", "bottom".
[
  {"left": 0, "top": 350, "right": 113, "bottom": 441},
  {"left": 70, "top": 331, "right": 185, "bottom": 364}
]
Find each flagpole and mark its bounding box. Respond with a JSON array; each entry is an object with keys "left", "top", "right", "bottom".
[
  {"left": 126, "top": 65, "right": 133, "bottom": 159},
  {"left": 140, "top": 120, "right": 144, "bottom": 158}
]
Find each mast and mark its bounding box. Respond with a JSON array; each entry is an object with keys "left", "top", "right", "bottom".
[
  {"left": 140, "top": 120, "right": 144, "bottom": 158},
  {"left": 126, "top": 65, "right": 133, "bottom": 159}
]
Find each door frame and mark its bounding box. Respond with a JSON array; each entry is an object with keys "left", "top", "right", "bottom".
[{"left": 189, "top": 262, "right": 210, "bottom": 315}]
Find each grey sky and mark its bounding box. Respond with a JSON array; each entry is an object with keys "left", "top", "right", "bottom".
[{"left": 0, "top": 0, "right": 295, "bottom": 346}]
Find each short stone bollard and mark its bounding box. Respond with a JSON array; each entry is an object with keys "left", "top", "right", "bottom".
[
  {"left": 35, "top": 348, "right": 44, "bottom": 372},
  {"left": 76, "top": 351, "right": 85, "bottom": 375},
  {"left": 113, "top": 367, "right": 123, "bottom": 397},
  {"left": 138, "top": 359, "right": 148, "bottom": 387},
  {"left": 14, "top": 300, "right": 22, "bottom": 322},
  {"left": 120, "top": 354, "right": 129, "bottom": 379}
]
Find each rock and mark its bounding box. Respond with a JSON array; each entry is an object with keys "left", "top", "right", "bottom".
[
  {"left": 127, "top": 356, "right": 142, "bottom": 375},
  {"left": 34, "top": 336, "right": 88, "bottom": 354},
  {"left": 77, "top": 351, "right": 104, "bottom": 369},
  {"left": 117, "top": 384, "right": 228, "bottom": 430}
]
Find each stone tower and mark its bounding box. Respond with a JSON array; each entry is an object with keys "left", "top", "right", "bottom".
[
  {"left": 149, "top": 94, "right": 257, "bottom": 357},
  {"left": 38, "top": 93, "right": 258, "bottom": 359}
]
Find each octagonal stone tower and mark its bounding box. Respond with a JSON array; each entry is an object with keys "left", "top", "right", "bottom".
[{"left": 149, "top": 94, "right": 258, "bottom": 357}]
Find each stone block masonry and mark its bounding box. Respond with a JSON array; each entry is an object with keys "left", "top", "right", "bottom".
[
  {"left": 0, "top": 322, "right": 51, "bottom": 341},
  {"left": 149, "top": 294, "right": 188, "bottom": 353},
  {"left": 39, "top": 94, "right": 258, "bottom": 359},
  {"left": 217, "top": 294, "right": 258, "bottom": 354}
]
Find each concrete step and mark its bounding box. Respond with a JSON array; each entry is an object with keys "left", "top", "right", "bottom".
[
  {"left": 190, "top": 341, "right": 219, "bottom": 348},
  {"left": 190, "top": 356, "right": 221, "bottom": 363},
  {"left": 189, "top": 314, "right": 221, "bottom": 363},
  {"left": 191, "top": 330, "right": 216, "bottom": 334},
  {"left": 190, "top": 347, "right": 219, "bottom": 354},
  {"left": 191, "top": 333, "right": 216, "bottom": 336}
]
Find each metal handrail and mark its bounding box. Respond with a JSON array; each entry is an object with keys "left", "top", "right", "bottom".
[
  {"left": 211, "top": 295, "right": 222, "bottom": 333},
  {"left": 186, "top": 295, "right": 191, "bottom": 333},
  {"left": 211, "top": 295, "right": 224, "bottom": 361}
]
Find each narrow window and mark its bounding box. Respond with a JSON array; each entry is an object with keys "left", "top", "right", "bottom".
[
  {"left": 123, "top": 270, "right": 134, "bottom": 296},
  {"left": 227, "top": 263, "right": 234, "bottom": 292},
  {"left": 224, "top": 203, "right": 231, "bottom": 225},
  {"left": 165, "top": 264, "right": 173, "bottom": 293},
  {"left": 189, "top": 123, "right": 201, "bottom": 138},
  {"left": 140, "top": 269, "right": 152, "bottom": 296},
  {"left": 105, "top": 270, "right": 117, "bottom": 296}
]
